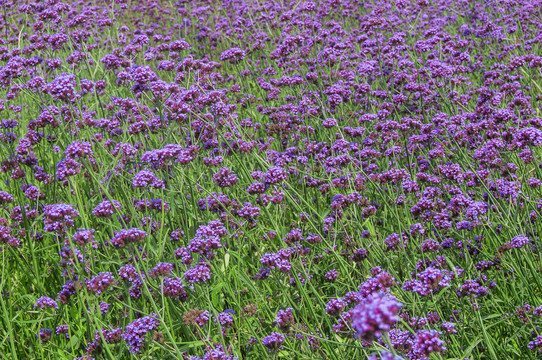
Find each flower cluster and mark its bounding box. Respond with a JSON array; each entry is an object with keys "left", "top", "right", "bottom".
[{"left": 4, "top": 0, "right": 542, "bottom": 358}]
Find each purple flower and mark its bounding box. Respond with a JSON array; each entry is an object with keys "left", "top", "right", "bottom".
[
  {"left": 130, "top": 65, "right": 158, "bottom": 84},
  {"left": 132, "top": 170, "right": 165, "bottom": 189},
  {"left": 441, "top": 321, "right": 457, "bottom": 334},
  {"left": 216, "top": 311, "right": 235, "bottom": 328},
  {"left": 43, "top": 204, "right": 79, "bottom": 233},
  {"left": 264, "top": 166, "right": 288, "bottom": 184},
  {"left": 86, "top": 272, "right": 115, "bottom": 295},
  {"left": 38, "top": 328, "right": 53, "bottom": 344},
  {"left": 162, "top": 277, "right": 188, "bottom": 300},
  {"left": 99, "top": 302, "right": 110, "bottom": 314},
  {"left": 325, "top": 298, "right": 347, "bottom": 316},
  {"left": 275, "top": 308, "right": 294, "bottom": 330},
  {"left": 56, "top": 280, "right": 76, "bottom": 305},
  {"left": 122, "top": 313, "right": 160, "bottom": 354},
  {"left": 72, "top": 228, "right": 96, "bottom": 247},
  {"left": 510, "top": 235, "right": 530, "bottom": 248},
  {"left": 220, "top": 47, "right": 246, "bottom": 62},
  {"left": 147, "top": 262, "right": 174, "bottom": 278},
  {"left": 322, "top": 118, "right": 338, "bottom": 128},
  {"left": 456, "top": 279, "right": 490, "bottom": 297},
  {"left": 45, "top": 73, "right": 78, "bottom": 103},
  {"left": 56, "top": 325, "right": 69, "bottom": 339},
  {"left": 212, "top": 167, "right": 239, "bottom": 187},
  {"left": 247, "top": 182, "right": 267, "bottom": 194},
  {"left": 190, "top": 310, "right": 210, "bottom": 327},
  {"left": 410, "top": 330, "right": 446, "bottom": 357},
  {"left": 325, "top": 269, "right": 339, "bottom": 281},
  {"left": 0, "top": 191, "right": 15, "bottom": 204},
  {"left": 64, "top": 141, "right": 93, "bottom": 159},
  {"left": 417, "top": 267, "right": 450, "bottom": 291},
  {"left": 188, "top": 234, "right": 221, "bottom": 254},
  {"left": 101, "top": 54, "right": 123, "bottom": 70},
  {"left": 134, "top": 198, "right": 170, "bottom": 212},
  {"left": 262, "top": 332, "right": 286, "bottom": 351},
  {"left": 102, "top": 327, "right": 123, "bottom": 344},
  {"left": 174, "top": 246, "right": 193, "bottom": 265},
  {"left": 351, "top": 292, "right": 402, "bottom": 340},
  {"left": 92, "top": 200, "right": 122, "bottom": 217},
  {"left": 235, "top": 202, "right": 261, "bottom": 219},
  {"left": 529, "top": 335, "right": 542, "bottom": 351},
  {"left": 110, "top": 228, "right": 147, "bottom": 248},
  {"left": 34, "top": 296, "right": 58, "bottom": 310},
  {"left": 0, "top": 225, "right": 19, "bottom": 246},
  {"left": 184, "top": 262, "right": 212, "bottom": 283}
]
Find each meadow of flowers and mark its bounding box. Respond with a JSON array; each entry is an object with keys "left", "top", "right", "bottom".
[{"left": 1, "top": 0, "right": 542, "bottom": 358}]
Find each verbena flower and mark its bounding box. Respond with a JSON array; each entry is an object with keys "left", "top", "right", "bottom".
[
  {"left": 351, "top": 292, "right": 402, "bottom": 340},
  {"left": 122, "top": 313, "right": 160, "bottom": 354}
]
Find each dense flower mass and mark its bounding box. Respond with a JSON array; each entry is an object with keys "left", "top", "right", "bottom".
[{"left": 2, "top": 0, "right": 542, "bottom": 358}]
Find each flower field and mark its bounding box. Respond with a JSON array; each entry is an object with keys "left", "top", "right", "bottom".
[{"left": 1, "top": 0, "right": 542, "bottom": 358}]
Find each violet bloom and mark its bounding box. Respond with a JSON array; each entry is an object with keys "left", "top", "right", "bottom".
[
  {"left": 220, "top": 47, "right": 246, "bottom": 63},
  {"left": 198, "top": 347, "right": 239, "bottom": 360},
  {"left": 194, "top": 310, "right": 210, "bottom": 326},
  {"left": 118, "top": 264, "right": 139, "bottom": 281},
  {"left": 72, "top": 228, "right": 96, "bottom": 247},
  {"left": 38, "top": 328, "right": 53, "bottom": 344},
  {"left": 102, "top": 327, "right": 123, "bottom": 344},
  {"left": 132, "top": 170, "right": 165, "bottom": 189},
  {"left": 529, "top": 335, "right": 542, "bottom": 351},
  {"left": 325, "top": 298, "right": 347, "bottom": 316},
  {"left": 56, "top": 325, "right": 69, "bottom": 339},
  {"left": 147, "top": 262, "right": 174, "bottom": 278},
  {"left": 122, "top": 313, "right": 160, "bottom": 354},
  {"left": 264, "top": 166, "right": 288, "bottom": 184},
  {"left": 351, "top": 292, "right": 402, "bottom": 340},
  {"left": 0, "top": 225, "right": 20, "bottom": 246},
  {"left": 0, "top": 191, "right": 15, "bottom": 204},
  {"left": 134, "top": 198, "right": 170, "bottom": 212},
  {"left": 162, "top": 277, "right": 188, "bottom": 300},
  {"left": 275, "top": 308, "right": 294, "bottom": 330},
  {"left": 410, "top": 330, "right": 446, "bottom": 357},
  {"left": 184, "top": 262, "right": 212, "bottom": 283},
  {"left": 441, "top": 321, "right": 457, "bottom": 334},
  {"left": 56, "top": 280, "right": 76, "bottom": 305},
  {"left": 416, "top": 266, "right": 450, "bottom": 293},
  {"left": 352, "top": 248, "right": 368, "bottom": 262},
  {"left": 99, "top": 302, "right": 110, "bottom": 314},
  {"left": 45, "top": 73, "right": 78, "bottom": 103},
  {"left": 510, "top": 235, "right": 530, "bottom": 248},
  {"left": 86, "top": 272, "right": 115, "bottom": 295},
  {"left": 34, "top": 296, "right": 59, "bottom": 310},
  {"left": 262, "top": 332, "right": 286, "bottom": 351},
  {"left": 188, "top": 233, "right": 221, "bottom": 254},
  {"left": 92, "top": 200, "right": 122, "bottom": 217},
  {"left": 215, "top": 311, "right": 235, "bottom": 328},
  {"left": 212, "top": 167, "right": 239, "bottom": 187},
  {"left": 130, "top": 65, "right": 158, "bottom": 84},
  {"left": 322, "top": 118, "right": 338, "bottom": 128},
  {"left": 236, "top": 202, "right": 261, "bottom": 219},
  {"left": 325, "top": 269, "right": 339, "bottom": 281},
  {"left": 109, "top": 228, "right": 147, "bottom": 248},
  {"left": 64, "top": 141, "right": 93, "bottom": 159},
  {"left": 43, "top": 204, "right": 79, "bottom": 233},
  {"left": 174, "top": 247, "right": 193, "bottom": 265}
]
